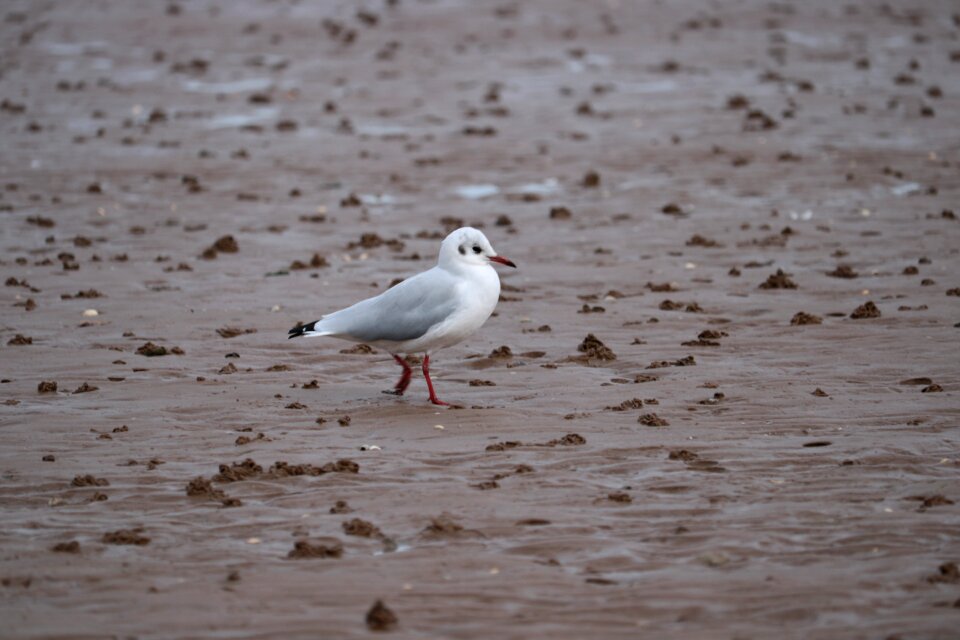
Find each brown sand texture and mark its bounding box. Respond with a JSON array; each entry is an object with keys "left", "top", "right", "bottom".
[{"left": 1, "top": 1, "right": 959, "bottom": 638}]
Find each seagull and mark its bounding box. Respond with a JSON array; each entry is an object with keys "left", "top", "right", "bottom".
[{"left": 288, "top": 227, "right": 516, "bottom": 405}]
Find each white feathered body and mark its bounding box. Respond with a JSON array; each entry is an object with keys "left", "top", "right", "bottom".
[{"left": 305, "top": 261, "right": 501, "bottom": 354}]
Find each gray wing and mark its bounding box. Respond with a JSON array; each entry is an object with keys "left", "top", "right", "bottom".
[{"left": 316, "top": 267, "right": 460, "bottom": 343}]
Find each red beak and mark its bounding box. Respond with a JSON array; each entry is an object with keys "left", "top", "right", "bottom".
[{"left": 489, "top": 255, "right": 517, "bottom": 268}]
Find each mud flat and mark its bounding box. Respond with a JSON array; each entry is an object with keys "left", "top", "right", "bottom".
[{"left": 1, "top": 1, "right": 958, "bottom": 637}]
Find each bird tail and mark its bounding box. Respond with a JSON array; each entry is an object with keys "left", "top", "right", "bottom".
[{"left": 287, "top": 320, "right": 332, "bottom": 339}]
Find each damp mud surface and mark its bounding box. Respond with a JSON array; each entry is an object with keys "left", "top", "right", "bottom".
[{"left": 1, "top": 1, "right": 959, "bottom": 638}]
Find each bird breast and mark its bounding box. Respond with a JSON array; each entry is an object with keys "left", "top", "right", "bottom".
[
  {"left": 466, "top": 265, "right": 501, "bottom": 317},
  {"left": 445, "top": 266, "right": 501, "bottom": 337}
]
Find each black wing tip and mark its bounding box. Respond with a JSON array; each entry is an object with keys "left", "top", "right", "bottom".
[{"left": 288, "top": 321, "right": 316, "bottom": 339}]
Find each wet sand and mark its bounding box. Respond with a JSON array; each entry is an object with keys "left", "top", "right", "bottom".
[{"left": 1, "top": 1, "right": 959, "bottom": 637}]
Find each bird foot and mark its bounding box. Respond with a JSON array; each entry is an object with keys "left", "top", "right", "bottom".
[{"left": 382, "top": 389, "right": 404, "bottom": 396}]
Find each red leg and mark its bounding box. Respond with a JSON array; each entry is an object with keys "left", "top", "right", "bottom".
[
  {"left": 422, "top": 354, "right": 449, "bottom": 406},
  {"left": 384, "top": 354, "right": 412, "bottom": 396}
]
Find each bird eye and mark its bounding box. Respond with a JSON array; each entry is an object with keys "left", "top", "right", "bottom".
[
  {"left": 472, "top": 245, "right": 482, "bottom": 254},
  {"left": 458, "top": 245, "right": 466, "bottom": 255}
]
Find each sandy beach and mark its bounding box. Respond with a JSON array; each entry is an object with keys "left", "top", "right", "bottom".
[{"left": 1, "top": 1, "right": 958, "bottom": 637}]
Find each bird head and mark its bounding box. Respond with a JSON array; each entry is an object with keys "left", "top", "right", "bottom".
[{"left": 439, "top": 227, "right": 516, "bottom": 270}]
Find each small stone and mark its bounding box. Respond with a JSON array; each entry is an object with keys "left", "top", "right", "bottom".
[
  {"left": 827, "top": 264, "right": 858, "bottom": 279},
  {"left": 136, "top": 342, "right": 168, "bottom": 357},
  {"left": 759, "top": 269, "right": 797, "bottom": 289},
  {"left": 488, "top": 345, "right": 513, "bottom": 359},
  {"left": 850, "top": 301, "right": 881, "bottom": 319},
  {"left": 791, "top": 312, "right": 822, "bottom": 325},
  {"left": 577, "top": 334, "right": 616, "bottom": 361},
  {"left": 582, "top": 170, "right": 600, "bottom": 188},
  {"left": 639, "top": 413, "right": 669, "bottom": 427},
  {"left": 102, "top": 528, "right": 150, "bottom": 545},
  {"left": 213, "top": 235, "right": 239, "bottom": 253},
  {"left": 329, "top": 500, "right": 352, "bottom": 514},
  {"left": 366, "top": 599, "right": 398, "bottom": 631},
  {"left": 287, "top": 539, "right": 342, "bottom": 559}
]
